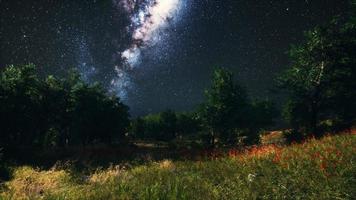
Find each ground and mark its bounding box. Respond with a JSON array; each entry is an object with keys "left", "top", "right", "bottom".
[{"left": 1, "top": 131, "right": 355, "bottom": 200}]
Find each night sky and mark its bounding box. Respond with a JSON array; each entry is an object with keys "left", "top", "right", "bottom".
[{"left": 0, "top": 0, "right": 350, "bottom": 116}]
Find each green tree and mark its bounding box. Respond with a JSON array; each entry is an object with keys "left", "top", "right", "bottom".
[
  {"left": 278, "top": 14, "right": 356, "bottom": 138},
  {"left": 130, "top": 117, "right": 145, "bottom": 139},
  {"left": 159, "top": 110, "right": 177, "bottom": 141},
  {"left": 142, "top": 113, "right": 161, "bottom": 140},
  {"left": 176, "top": 112, "right": 201, "bottom": 138},
  {"left": 0, "top": 64, "right": 42, "bottom": 146},
  {"left": 68, "top": 81, "right": 129, "bottom": 145},
  {"left": 247, "top": 99, "right": 278, "bottom": 143},
  {"left": 198, "top": 68, "right": 248, "bottom": 147}
]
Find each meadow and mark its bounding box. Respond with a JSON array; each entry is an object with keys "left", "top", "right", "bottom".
[{"left": 1, "top": 132, "right": 355, "bottom": 200}]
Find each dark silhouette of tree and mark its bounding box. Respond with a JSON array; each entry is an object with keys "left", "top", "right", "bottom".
[
  {"left": 246, "top": 99, "right": 278, "bottom": 143},
  {"left": 0, "top": 64, "right": 42, "bottom": 146},
  {"left": 176, "top": 112, "right": 201, "bottom": 138},
  {"left": 141, "top": 113, "right": 161, "bottom": 140},
  {"left": 130, "top": 117, "right": 145, "bottom": 139},
  {"left": 130, "top": 111, "right": 201, "bottom": 142},
  {"left": 158, "top": 110, "right": 177, "bottom": 141}
]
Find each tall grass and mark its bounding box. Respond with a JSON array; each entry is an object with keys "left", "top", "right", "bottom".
[{"left": 1, "top": 134, "right": 355, "bottom": 200}]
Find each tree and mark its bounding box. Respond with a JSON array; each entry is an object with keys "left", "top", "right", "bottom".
[
  {"left": 68, "top": 80, "right": 130, "bottom": 145},
  {"left": 159, "top": 110, "right": 177, "bottom": 141},
  {"left": 278, "top": 14, "right": 356, "bottom": 138},
  {"left": 133, "top": 110, "right": 178, "bottom": 141},
  {"left": 176, "top": 112, "right": 201, "bottom": 138},
  {"left": 198, "top": 68, "right": 249, "bottom": 147},
  {"left": 0, "top": 65, "right": 130, "bottom": 148},
  {"left": 39, "top": 75, "right": 68, "bottom": 147},
  {"left": 130, "top": 117, "right": 145, "bottom": 139},
  {"left": 0, "top": 64, "right": 42, "bottom": 146},
  {"left": 145, "top": 114, "right": 160, "bottom": 140},
  {"left": 130, "top": 110, "right": 201, "bottom": 142},
  {"left": 247, "top": 99, "right": 278, "bottom": 143}
]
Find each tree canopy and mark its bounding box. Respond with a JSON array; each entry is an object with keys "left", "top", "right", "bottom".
[
  {"left": 0, "top": 65, "right": 130, "bottom": 148},
  {"left": 278, "top": 14, "right": 356, "bottom": 138},
  {"left": 198, "top": 68, "right": 277, "bottom": 147}
]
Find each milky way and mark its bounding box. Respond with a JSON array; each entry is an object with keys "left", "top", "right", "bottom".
[{"left": 111, "top": 0, "right": 184, "bottom": 100}]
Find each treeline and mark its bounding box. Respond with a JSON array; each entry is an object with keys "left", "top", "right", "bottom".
[
  {"left": 0, "top": 12, "right": 355, "bottom": 150},
  {"left": 130, "top": 13, "right": 356, "bottom": 146},
  {"left": 0, "top": 64, "right": 277, "bottom": 149},
  {"left": 130, "top": 69, "right": 278, "bottom": 147},
  {"left": 0, "top": 65, "right": 130, "bottom": 148},
  {"left": 130, "top": 111, "right": 201, "bottom": 142}
]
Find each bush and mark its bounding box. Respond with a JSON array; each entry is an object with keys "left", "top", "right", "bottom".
[{"left": 283, "top": 129, "right": 305, "bottom": 144}]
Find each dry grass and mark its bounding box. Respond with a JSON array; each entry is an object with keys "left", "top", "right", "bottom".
[{"left": 1, "top": 133, "right": 355, "bottom": 200}]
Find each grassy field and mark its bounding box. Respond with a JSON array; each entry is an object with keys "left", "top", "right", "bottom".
[{"left": 1, "top": 133, "right": 355, "bottom": 200}]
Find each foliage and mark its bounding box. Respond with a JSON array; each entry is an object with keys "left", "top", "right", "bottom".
[
  {"left": 130, "top": 110, "right": 201, "bottom": 142},
  {"left": 130, "top": 68, "right": 277, "bottom": 147},
  {"left": 247, "top": 99, "right": 279, "bottom": 143},
  {"left": 1, "top": 133, "right": 355, "bottom": 199},
  {"left": 176, "top": 112, "right": 202, "bottom": 137},
  {"left": 0, "top": 65, "right": 130, "bottom": 148},
  {"left": 158, "top": 110, "right": 178, "bottom": 141},
  {"left": 0, "top": 64, "right": 42, "bottom": 146},
  {"left": 278, "top": 14, "right": 356, "bottom": 137},
  {"left": 198, "top": 68, "right": 276, "bottom": 147},
  {"left": 197, "top": 68, "right": 248, "bottom": 147}
]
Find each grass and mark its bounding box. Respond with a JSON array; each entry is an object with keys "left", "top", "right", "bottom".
[{"left": 0, "top": 133, "right": 355, "bottom": 200}]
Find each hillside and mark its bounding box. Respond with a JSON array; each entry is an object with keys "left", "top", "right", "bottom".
[{"left": 1, "top": 132, "right": 355, "bottom": 200}]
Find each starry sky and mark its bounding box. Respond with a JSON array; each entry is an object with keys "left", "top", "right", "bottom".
[{"left": 0, "top": 0, "right": 350, "bottom": 116}]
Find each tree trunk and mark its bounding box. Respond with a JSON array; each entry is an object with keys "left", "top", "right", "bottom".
[
  {"left": 310, "top": 101, "right": 318, "bottom": 136},
  {"left": 210, "top": 130, "right": 215, "bottom": 148}
]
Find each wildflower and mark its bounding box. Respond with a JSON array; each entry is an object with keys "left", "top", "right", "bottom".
[
  {"left": 313, "top": 152, "right": 321, "bottom": 158},
  {"left": 319, "top": 162, "right": 326, "bottom": 171},
  {"left": 228, "top": 149, "right": 239, "bottom": 158},
  {"left": 273, "top": 152, "right": 281, "bottom": 163},
  {"left": 248, "top": 173, "right": 256, "bottom": 182}
]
